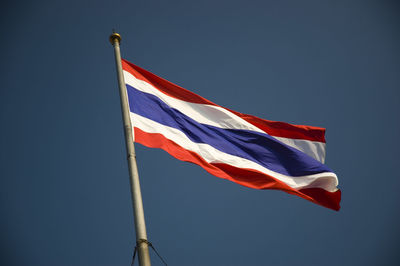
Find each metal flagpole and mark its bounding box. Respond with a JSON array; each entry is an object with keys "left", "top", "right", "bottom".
[{"left": 109, "top": 32, "right": 151, "bottom": 266}]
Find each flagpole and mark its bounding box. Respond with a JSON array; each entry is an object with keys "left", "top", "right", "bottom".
[{"left": 110, "top": 32, "right": 151, "bottom": 266}]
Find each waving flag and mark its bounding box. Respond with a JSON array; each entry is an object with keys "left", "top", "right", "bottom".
[{"left": 122, "top": 59, "right": 341, "bottom": 211}]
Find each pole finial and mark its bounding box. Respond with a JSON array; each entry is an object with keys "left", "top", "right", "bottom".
[{"left": 109, "top": 32, "right": 122, "bottom": 45}]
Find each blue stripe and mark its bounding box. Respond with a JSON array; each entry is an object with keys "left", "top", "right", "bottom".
[{"left": 127, "top": 85, "right": 332, "bottom": 176}]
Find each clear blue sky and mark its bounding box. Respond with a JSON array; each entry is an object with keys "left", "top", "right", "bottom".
[{"left": 1, "top": 1, "right": 399, "bottom": 265}]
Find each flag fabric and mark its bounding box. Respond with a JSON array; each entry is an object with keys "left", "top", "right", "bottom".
[{"left": 121, "top": 59, "right": 341, "bottom": 211}]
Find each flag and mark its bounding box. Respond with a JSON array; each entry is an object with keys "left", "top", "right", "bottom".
[{"left": 122, "top": 59, "right": 341, "bottom": 211}]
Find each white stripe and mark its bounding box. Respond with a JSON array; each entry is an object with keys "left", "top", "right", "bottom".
[
  {"left": 130, "top": 113, "right": 338, "bottom": 192},
  {"left": 274, "top": 137, "right": 326, "bottom": 163},
  {"left": 124, "top": 70, "right": 326, "bottom": 163},
  {"left": 124, "top": 70, "right": 265, "bottom": 132}
]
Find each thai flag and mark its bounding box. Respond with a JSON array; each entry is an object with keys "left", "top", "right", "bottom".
[{"left": 122, "top": 59, "right": 341, "bottom": 211}]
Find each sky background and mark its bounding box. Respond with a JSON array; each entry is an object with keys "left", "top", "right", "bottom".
[{"left": 1, "top": 1, "right": 399, "bottom": 265}]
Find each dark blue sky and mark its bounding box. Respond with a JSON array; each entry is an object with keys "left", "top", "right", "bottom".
[{"left": 1, "top": 1, "right": 399, "bottom": 265}]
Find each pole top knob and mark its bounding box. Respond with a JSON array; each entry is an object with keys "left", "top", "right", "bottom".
[{"left": 109, "top": 32, "right": 122, "bottom": 45}]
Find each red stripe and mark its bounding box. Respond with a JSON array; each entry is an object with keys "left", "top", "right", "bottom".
[
  {"left": 134, "top": 127, "right": 340, "bottom": 211},
  {"left": 122, "top": 59, "right": 216, "bottom": 105},
  {"left": 298, "top": 188, "right": 341, "bottom": 211},
  {"left": 123, "top": 59, "right": 326, "bottom": 142},
  {"left": 227, "top": 109, "right": 326, "bottom": 142}
]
